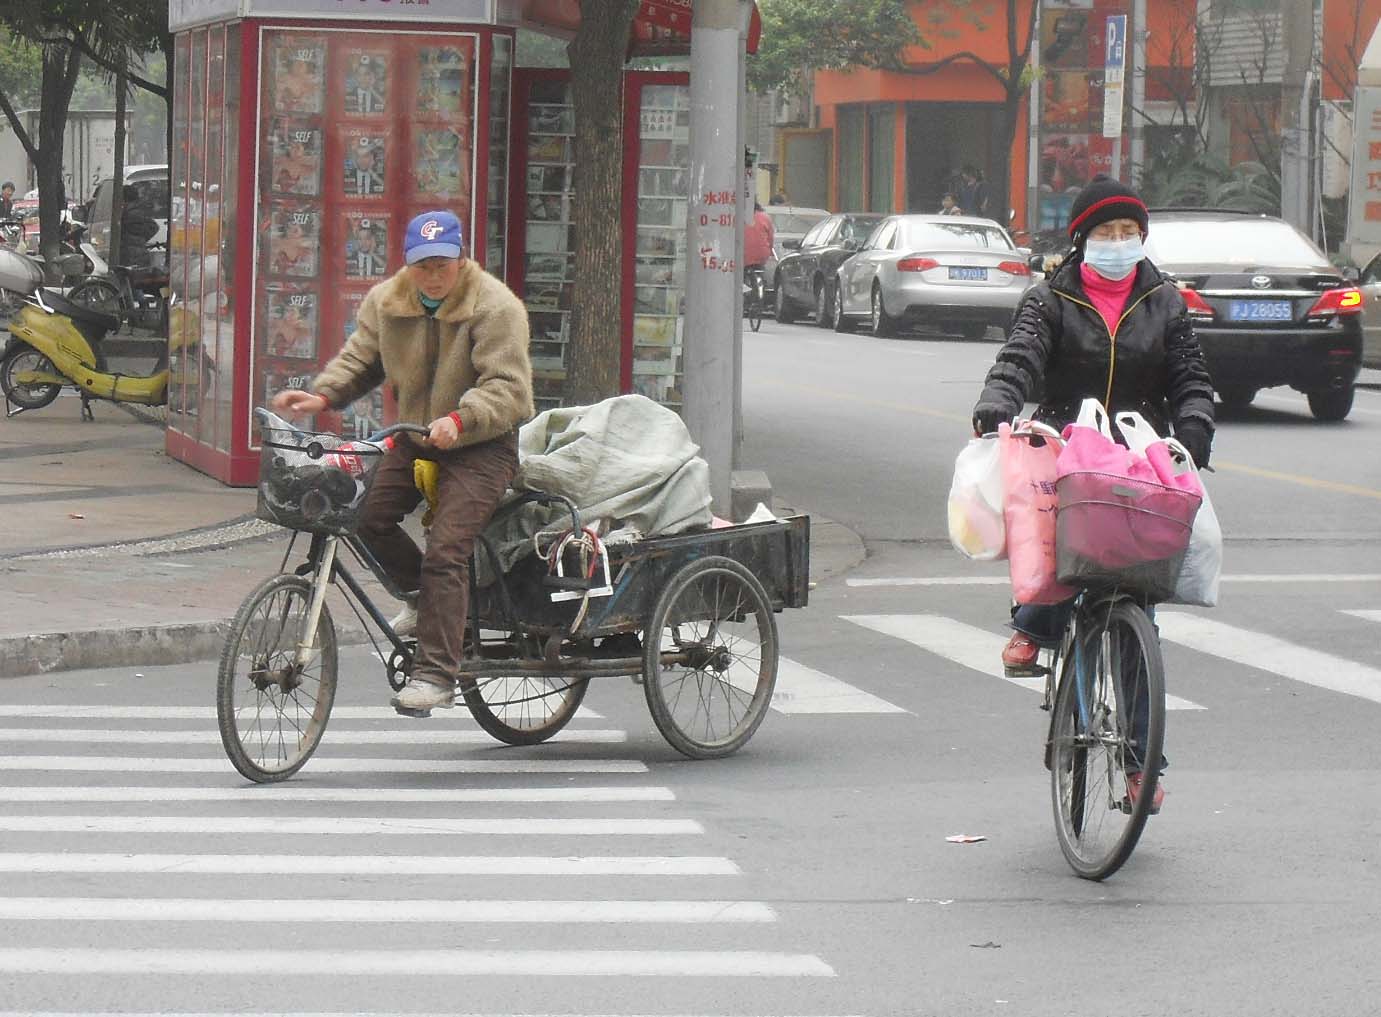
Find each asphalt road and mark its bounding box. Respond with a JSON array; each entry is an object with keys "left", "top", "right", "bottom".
[{"left": 1, "top": 318, "right": 1379, "bottom": 1016}]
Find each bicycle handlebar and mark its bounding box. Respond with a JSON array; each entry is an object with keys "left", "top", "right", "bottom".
[{"left": 254, "top": 406, "right": 431, "bottom": 446}]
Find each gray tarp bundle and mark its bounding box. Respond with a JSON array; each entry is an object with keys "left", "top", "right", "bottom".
[{"left": 478, "top": 394, "right": 714, "bottom": 583}]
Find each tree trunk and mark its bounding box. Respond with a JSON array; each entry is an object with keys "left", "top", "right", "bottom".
[
  {"left": 992, "top": 91, "right": 1022, "bottom": 231},
  {"left": 111, "top": 57, "right": 127, "bottom": 268},
  {"left": 563, "top": 0, "right": 640, "bottom": 407},
  {"left": 36, "top": 40, "right": 82, "bottom": 282}
]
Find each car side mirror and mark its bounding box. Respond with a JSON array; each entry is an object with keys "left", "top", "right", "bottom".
[
  {"left": 1017, "top": 246, "right": 1032, "bottom": 259},
  {"left": 1342, "top": 265, "right": 1360, "bottom": 283},
  {"left": 1028, "top": 253, "right": 1046, "bottom": 273},
  {"left": 783, "top": 238, "right": 801, "bottom": 250}
]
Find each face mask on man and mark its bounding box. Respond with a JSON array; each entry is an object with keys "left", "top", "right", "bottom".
[{"left": 1083, "top": 235, "right": 1143, "bottom": 280}]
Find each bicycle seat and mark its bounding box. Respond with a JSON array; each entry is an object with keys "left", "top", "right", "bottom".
[{"left": 38, "top": 288, "right": 121, "bottom": 338}]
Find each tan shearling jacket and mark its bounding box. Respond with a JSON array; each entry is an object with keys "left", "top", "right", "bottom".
[{"left": 312, "top": 261, "right": 535, "bottom": 447}]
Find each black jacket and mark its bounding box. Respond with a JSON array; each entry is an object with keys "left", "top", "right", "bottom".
[{"left": 974, "top": 257, "right": 1215, "bottom": 437}]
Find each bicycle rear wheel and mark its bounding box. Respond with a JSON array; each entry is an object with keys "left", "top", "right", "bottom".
[
  {"left": 1049, "top": 599, "right": 1165, "bottom": 880},
  {"left": 217, "top": 574, "right": 338, "bottom": 783},
  {"left": 462, "top": 674, "right": 589, "bottom": 745},
  {"left": 748, "top": 277, "right": 764, "bottom": 332}
]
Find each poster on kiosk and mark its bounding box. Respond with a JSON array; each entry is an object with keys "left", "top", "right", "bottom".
[{"left": 166, "top": 0, "right": 503, "bottom": 485}]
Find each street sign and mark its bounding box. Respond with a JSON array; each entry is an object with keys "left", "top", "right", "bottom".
[
  {"left": 1102, "top": 14, "right": 1126, "bottom": 141},
  {"left": 1346, "top": 85, "right": 1381, "bottom": 265}
]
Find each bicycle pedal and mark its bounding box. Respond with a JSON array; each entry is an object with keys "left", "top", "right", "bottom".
[{"left": 1004, "top": 664, "right": 1048, "bottom": 679}]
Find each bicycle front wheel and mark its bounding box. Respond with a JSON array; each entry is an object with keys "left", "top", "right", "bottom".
[
  {"left": 748, "top": 279, "right": 764, "bottom": 332},
  {"left": 217, "top": 573, "right": 338, "bottom": 783},
  {"left": 67, "top": 278, "right": 124, "bottom": 324},
  {"left": 1049, "top": 599, "right": 1165, "bottom": 880}
]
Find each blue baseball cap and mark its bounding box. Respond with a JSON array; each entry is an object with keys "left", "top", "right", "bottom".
[{"left": 404, "top": 210, "right": 464, "bottom": 264}]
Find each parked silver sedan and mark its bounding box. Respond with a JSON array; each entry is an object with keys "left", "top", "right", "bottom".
[{"left": 832, "top": 215, "right": 1032, "bottom": 339}]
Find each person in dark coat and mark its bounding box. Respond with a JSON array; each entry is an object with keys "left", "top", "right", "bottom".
[{"left": 970, "top": 175, "right": 1216, "bottom": 812}]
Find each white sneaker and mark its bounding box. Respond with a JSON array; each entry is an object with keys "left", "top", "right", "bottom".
[
  {"left": 389, "top": 601, "right": 418, "bottom": 639},
  {"left": 391, "top": 679, "right": 455, "bottom": 716}
]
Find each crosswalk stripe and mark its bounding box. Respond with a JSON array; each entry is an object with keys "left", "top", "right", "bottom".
[
  {"left": 0, "top": 728, "right": 627, "bottom": 745},
  {"left": 0, "top": 853, "right": 740, "bottom": 875},
  {"left": 0, "top": 898, "right": 775, "bottom": 924},
  {"left": 0, "top": 756, "right": 648, "bottom": 774},
  {"left": 847, "top": 574, "right": 1381, "bottom": 587},
  {"left": 0, "top": 948, "right": 836, "bottom": 977},
  {"left": 0, "top": 786, "right": 674, "bottom": 803},
  {"left": 1342, "top": 609, "right": 1381, "bottom": 623},
  {"left": 0, "top": 706, "right": 608, "bottom": 720},
  {"left": 842, "top": 614, "right": 1206, "bottom": 710},
  {"left": 772, "top": 657, "right": 909, "bottom": 714},
  {"left": 0, "top": 816, "right": 702, "bottom": 836},
  {"left": 1158, "top": 611, "right": 1381, "bottom": 705}
]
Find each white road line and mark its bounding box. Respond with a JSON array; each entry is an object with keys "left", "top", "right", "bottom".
[
  {"left": 0, "top": 756, "right": 648, "bottom": 774},
  {"left": 0, "top": 948, "right": 835, "bottom": 977},
  {"left": 0, "top": 706, "right": 609, "bottom": 720},
  {"left": 1158, "top": 612, "right": 1381, "bottom": 706},
  {"left": 1342, "top": 609, "right": 1381, "bottom": 623},
  {"left": 0, "top": 853, "right": 740, "bottom": 875},
  {"left": 1254, "top": 391, "right": 1381, "bottom": 418},
  {"left": 0, "top": 898, "right": 774, "bottom": 924},
  {"left": 0, "top": 728, "right": 628, "bottom": 745},
  {"left": 0, "top": 816, "right": 702, "bottom": 836},
  {"left": 847, "top": 573, "right": 1381, "bottom": 587},
  {"left": 772, "top": 657, "right": 909, "bottom": 714},
  {"left": 842, "top": 614, "right": 1205, "bottom": 710},
  {"left": 0, "top": 786, "right": 674, "bottom": 804}
]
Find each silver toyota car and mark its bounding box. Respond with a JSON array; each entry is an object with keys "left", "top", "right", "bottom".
[{"left": 832, "top": 214, "right": 1032, "bottom": 339}]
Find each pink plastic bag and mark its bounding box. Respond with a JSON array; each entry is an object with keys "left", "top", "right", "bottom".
[{"left": 999, "top": 420, "right": 1076, "bottom": 605}]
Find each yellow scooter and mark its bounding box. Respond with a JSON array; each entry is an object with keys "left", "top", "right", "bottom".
[{"left": 0, "top": 248, "right": 167, "bottom": 420}]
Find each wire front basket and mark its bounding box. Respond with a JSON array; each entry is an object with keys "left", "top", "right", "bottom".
[{"left": 256, "top": 425, "right": 388, "bottom": 535}]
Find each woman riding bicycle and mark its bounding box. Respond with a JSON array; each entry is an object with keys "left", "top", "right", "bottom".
[{"left": 971, "top": 175, "right": 1216, "bottom": 810}]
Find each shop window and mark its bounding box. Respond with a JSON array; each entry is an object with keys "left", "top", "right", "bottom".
[
  {"left": 838, "top": 107, "right": 866, "bottom": 213},
  {"left": 631, "top": 82, "right": 691, "bottom": 411},
  {"left": 867, "top": 106, "right": 894, "bottom": 214},
  {"left": 522, "top": 77, "right": 576, "bottom": 413},
  {"left": 487, "top": 35, "right": 513, "bottom": 276}
]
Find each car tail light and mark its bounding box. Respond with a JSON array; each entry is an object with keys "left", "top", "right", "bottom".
[
  {"left": 996, "top": 260, "right": 1031, "bottom": 277},
  {"left": 1178, "top": 286, "right": 1215, "bottom": 319},
  {"left": 1305, "top": 287, "right": 1363, "bottom": 317},
  {"left": 896, "top": 257, "right": 939, "bottom": 272}
]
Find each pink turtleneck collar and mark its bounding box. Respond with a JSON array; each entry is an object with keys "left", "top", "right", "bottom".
[{"left": 1079, "top": 261, "right": 1136, "bottom": 335}]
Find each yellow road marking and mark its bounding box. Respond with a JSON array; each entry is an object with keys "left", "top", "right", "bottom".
[{"left": 755, "top": 379, "right": 1381, "bottom": 501}]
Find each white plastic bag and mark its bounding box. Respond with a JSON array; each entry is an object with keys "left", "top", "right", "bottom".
[
  {"left": 1114, "top": 411, "right": 1222, "bottom": 607},
  {"left": 947, "top": 435, "right": 1006, "bottom": 561}
]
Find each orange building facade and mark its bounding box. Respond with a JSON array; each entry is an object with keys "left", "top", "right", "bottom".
[{"left": 807, "top": 0, "right": 1198, "bottom": 234}]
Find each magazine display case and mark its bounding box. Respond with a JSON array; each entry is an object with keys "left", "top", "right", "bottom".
[{"left": 167, "top": 7, "right": 510, "bottom": 485}]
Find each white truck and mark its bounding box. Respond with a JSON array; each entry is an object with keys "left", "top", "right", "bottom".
[{"left": 0, "top": 109, "right": 127, "bottom": 205}]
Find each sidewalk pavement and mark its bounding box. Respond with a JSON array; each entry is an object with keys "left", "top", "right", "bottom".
[{"left": 0, "top": 397, "right": 865, "bottom": 678}]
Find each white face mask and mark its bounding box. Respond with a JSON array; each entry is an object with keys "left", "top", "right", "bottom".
[{"left": 1083, "top": 236, "right": 1144, "bottom": 280}]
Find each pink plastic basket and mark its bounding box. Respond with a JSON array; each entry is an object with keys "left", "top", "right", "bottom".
[{"left": 1055, "top": 470, "right": 1201, "bottom": 600}]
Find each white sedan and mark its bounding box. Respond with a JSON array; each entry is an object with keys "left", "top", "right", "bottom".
[{"left": 832, "top": 214, "right": 1033, "bottom": 339}]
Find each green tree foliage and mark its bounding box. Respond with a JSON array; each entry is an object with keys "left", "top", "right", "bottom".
[
  {"left": 749, "top": 0, "right": 923, "bottom": 96},
  {"left": 0, "top": 29, "right": 43, "bottom": 108}
]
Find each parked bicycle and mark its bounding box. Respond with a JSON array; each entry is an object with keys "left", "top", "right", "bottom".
[{"left": 66, "top": 241, "right": 169, "bottom": 336}]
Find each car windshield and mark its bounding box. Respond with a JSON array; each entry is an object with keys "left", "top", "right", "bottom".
[
  {"left": 1145, "top": 218, "right": 1328, "bottom": 267},
  {"left": 898, "top": 220, "right": 1013, "bottom": 250},
  {"left": 769, "top": 211, "right": 829, "bottom": 235}
]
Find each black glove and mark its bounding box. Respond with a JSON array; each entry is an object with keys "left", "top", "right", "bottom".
[
  {"left": 1175, "top": 420, "right": 1212, "bottom": 469},
  {"left": 972, "top": 404, "right": 1011, "bottom": 437}
]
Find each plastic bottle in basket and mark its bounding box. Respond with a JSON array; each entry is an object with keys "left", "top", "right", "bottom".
[{"left": 323, "top": 441, "right": 369, "bottom": 478}]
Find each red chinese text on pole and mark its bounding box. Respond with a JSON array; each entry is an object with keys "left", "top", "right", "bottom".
[{"left": 694, "top": 187, "right": 737, "bottom": 273}]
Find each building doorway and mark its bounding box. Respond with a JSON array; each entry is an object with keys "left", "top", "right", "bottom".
[{"left": 904, "top": 102, "right": 1003, "bottom": 216}]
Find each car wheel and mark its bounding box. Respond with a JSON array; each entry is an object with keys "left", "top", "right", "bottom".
[
  {"left": 1216, "top": 386, "right": 1257, "bottom": 411},
  {"left": 871, "top": 284, "right": 899, "bottom": 338},
  {"left": 1306, "top": 385, "right": 1354, "bottom": 422},
  {"left": 832, "top": 286, "right": 857, "bottom": 333},
  {"left": 774, "top": 281, "right": 795, "bottom": 325},
  {"left": 813, "top": 280, "right": 831, "bottom": 327}
]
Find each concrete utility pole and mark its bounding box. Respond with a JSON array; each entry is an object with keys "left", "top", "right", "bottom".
[
  {"left": 1130, "top": 0, "right": 1147, "bottom": 186},
  {"left": 1279, "top": 0, "right": 1315, "bottom": 231},
  {"left": 683, "top": 0, "right": 750, "bottom": 516}
]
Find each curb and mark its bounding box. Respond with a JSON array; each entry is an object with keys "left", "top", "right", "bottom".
[{"left": 0, "top": 509, "right": 867, "bottom": 680}]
